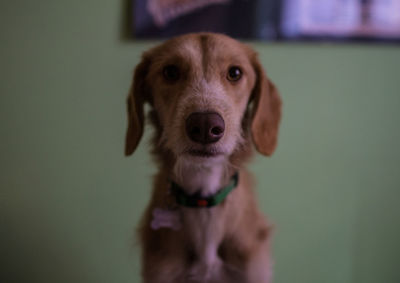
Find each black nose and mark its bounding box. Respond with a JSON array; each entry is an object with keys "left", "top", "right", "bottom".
[{"left": 185, "top": 112, "right": 225, "bottom": 144}]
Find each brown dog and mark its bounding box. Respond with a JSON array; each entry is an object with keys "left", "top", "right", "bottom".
[{"left": 125, "top": 33, "right": 282, "bottom": 283}]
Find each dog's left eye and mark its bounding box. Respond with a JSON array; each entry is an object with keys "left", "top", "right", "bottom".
[
  {"left": 227, "top": 66, "right": 242, "bottom": 82},
  {"left": 163, "top": 65, "right": 180, "bottom": 82}
]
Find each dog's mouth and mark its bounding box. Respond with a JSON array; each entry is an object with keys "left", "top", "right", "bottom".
[{"left": 185, "top": 148, "right": 223, "bottom": 158}]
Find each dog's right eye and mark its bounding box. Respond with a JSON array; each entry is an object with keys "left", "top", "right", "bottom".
[
  {"left": 163, "top": 65, "right": 180, "bottom": 82},
  {"left": 227, "top": 66, "right": 242, "bottom": 82}
]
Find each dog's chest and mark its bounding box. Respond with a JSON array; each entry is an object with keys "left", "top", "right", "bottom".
[
  {"left": 180, "top": 165, "right": 226, "bottom": 249},
  {"left": 182, "top": 207, "right": 225, "bottom": 280},
  {"left": 182, "top": 206, "right": 223, "bottom": 243},
  {"left": 174, "top": 162, "right": 227, "bottom": 273}
]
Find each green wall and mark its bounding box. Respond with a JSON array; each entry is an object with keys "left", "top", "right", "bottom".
[{"left": 1, "top": 1, "right": 400, "bottom": 282}]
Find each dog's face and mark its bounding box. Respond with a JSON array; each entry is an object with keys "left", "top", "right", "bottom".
[
  {"left": 125, "top": 33, "right": 281, "bottom": 164},
  {"left": 146, "top": 35, "right": 257, "bottom": 162}
]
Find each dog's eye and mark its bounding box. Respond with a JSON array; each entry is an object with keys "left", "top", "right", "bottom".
[
  {"left": 227, "top": 66, "right": 242, "bottom": 82},
  {"left": 163, "top": 65, "right": 180, "bottom": 82}
]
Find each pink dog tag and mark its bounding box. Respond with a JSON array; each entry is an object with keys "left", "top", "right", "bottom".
[{"left": 151, "top": 208, "right": 182, "bottom": 231}]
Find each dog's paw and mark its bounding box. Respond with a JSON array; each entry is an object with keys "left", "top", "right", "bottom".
[{"left": 151, "top": 208, "right": 182, "bottom": 231}]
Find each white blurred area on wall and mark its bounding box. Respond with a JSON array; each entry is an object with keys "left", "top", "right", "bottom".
[{"left": 282, "top": 0, "right": 400, "bottom": 38}]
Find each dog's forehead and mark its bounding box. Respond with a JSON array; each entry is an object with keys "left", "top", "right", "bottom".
[{"left": 150, "top": 33, "right": 252, "bottom": 68}]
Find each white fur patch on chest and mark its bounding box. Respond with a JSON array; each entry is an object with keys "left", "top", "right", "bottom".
[{"left": 173, "top": 156, "right": 230, "bottom": 280}]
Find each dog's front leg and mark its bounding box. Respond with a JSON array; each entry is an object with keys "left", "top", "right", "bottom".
[
  {"left": 246, "top": 241, "right": 273, "bottom": 283},
  {"left": 142, "top": 254, "right": 187, "bottom": 283}
]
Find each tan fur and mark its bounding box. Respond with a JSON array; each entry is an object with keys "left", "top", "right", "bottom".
[{"left": 125, "top": 33, "right": 282, "bottom": 283}]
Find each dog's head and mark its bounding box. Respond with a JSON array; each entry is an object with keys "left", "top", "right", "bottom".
[{"left": 125, "top": 33, "right": 281, "bottom": 164}]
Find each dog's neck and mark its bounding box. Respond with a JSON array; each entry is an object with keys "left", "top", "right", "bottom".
[{"left": 172, "top": 157, "right": 233, "bottom": 197}]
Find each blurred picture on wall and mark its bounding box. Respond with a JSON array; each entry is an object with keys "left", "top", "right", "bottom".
[{"left": 133, "top": 0, "right": 400, "bottom": 42}]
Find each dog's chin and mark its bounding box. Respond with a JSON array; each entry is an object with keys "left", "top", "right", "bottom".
[
  {"left": 179, "top": 147, "right": 228, "bottom": 163},
  {"left": 188, "top": 149, "right": 222, "bottom": 158}
]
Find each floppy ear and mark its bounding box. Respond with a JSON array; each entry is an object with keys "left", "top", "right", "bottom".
[
  {"left": 250, "top": 56, "right": 282, "bottom": 156},
  {"left": 125, "top": 57, "right": 150, "bottom": 156}
]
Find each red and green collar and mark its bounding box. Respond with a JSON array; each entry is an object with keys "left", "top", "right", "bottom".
[{"left": 170, "top": 173, "right": 239, "bottom": 208}]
